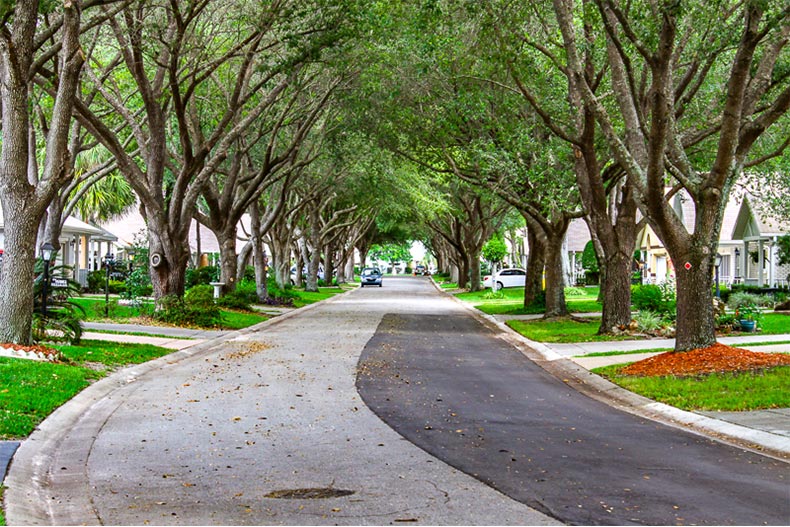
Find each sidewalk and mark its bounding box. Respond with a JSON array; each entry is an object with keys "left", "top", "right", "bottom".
[{"left": 542, "top": 334, "right": 790, "bottom": 446}]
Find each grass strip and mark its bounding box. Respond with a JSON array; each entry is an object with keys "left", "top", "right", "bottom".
[
  {"left": 456, "top": 286, "right": 602, "bottom": 315},
  {"left": 593, "top": 364, "right": 790, "bottom": 411},
  {"left": 0, "top": 341, "right": 171, "bottom": 440},
  {"left": 506, "top": 317, "right": 638, "bottom": 343}
]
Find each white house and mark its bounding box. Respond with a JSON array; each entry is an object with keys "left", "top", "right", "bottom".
[
  {"left": 730, "top": 195, "right": 790, "bottom": 287},
  {"left": 0, "top": 209, "right": 119, "bottom": 287}
]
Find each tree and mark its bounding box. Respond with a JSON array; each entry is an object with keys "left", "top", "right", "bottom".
[
  {"left": 369, "top": 243, "right": 412, "bottom": 268},
  {"left": 554, "top": 0, "right": 790, "bottom": 350},
  {"left": 0, "top": 1, "right": 118, "bottom": 344},
  {"left": 71, "top": 0, "right": 357, "bottom": 302},
  {"left": 482, "top": 235, "right": 507, "bottom": 269}
]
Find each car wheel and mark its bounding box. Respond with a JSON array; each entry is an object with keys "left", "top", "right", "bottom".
[
  {"left": 496, "top": 281, "right": 504, "bottom": 290},
  {"left": 379, "top": 283, "right": 382, "bottom": 287}
]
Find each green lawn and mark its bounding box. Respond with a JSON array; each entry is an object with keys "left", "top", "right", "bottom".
[
  {"left": 0, "top": 340, "right": 171, "bottom": 440},
  {"left": 291, "top": 286, "right": 348, "bottom": 308},
  {"left": 506, "top": 312, "right": 790, "bottom": 344},
  {"left": 70, "top": 296, "right": 269, "bottom": 330},
  {"left": 594, "top": 363, "right": 790, "bottom": 411},
  {"left": 506, "top": 317, "right": 640, "bottom": 343},
  {"left": 456, "top": 286, "right": 601, "bottom": 315}
]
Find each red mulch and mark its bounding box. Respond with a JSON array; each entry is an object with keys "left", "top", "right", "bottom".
[
  {"left": 621, "top": 342, "right": 790, "bottom": 377},
  {"left": 0, "top": 342, "right": 60, "bottom": 358}
]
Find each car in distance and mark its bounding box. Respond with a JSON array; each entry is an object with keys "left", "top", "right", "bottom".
[
  {"left": 414, "top": 264, "right": 428, "bottom": 276},
  {"left": 483, "top": 268, "right": 527, "bottom": 289},
  {"left": 360, "top": 267, "right": 383, "bottom": 287}
]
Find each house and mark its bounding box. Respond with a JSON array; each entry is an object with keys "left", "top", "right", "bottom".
[
  {"left": 730, "top": 195, "right": 790, "bottom": 287},
  {"left": 0, "top": 209, "right": 119, "bottom": 287},
  {"left": 636, "top": 188, "right": 789, "bottom": 288}
]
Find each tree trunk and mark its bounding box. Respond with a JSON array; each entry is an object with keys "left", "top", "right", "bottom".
[
  {"left": 147, "top": 218, "right": 190, "bottom": 301},
  {"left": 543, "top": 224, "right": 569, "bottom": 318},
  {"left": 324, "top": 243, "right": 334, "bottom": 286},
  {"left": 0, "top": 214, "right": 38, "bottom": 344},
  {"left": 674, "top": 251, "right": 717, "bottom": 351},
  {"left": 523, "top": 220, "right": 547, "bottom": 308},
  {"left": 468, "top": 250, "right": 483, "bottom": 292},
  {"left": 218, "top": 231, "right": 238, "bottom": 294},
  {"left": 599, "top": 250, "right": 633, "bottom": 332}
]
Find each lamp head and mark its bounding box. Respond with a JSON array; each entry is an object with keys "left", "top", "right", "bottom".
[
  {"left": 715, "top": 253, "right": 722, "bottom": 268},
  {"left": 41, "top": 242, "right": 55, "bottom": 262}
]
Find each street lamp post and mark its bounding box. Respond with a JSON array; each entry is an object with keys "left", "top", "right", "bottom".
[
  {"left": 104, "top": 251, "right": 114, "bottom": 317},
  {"left": 715, "top": 253, "right": 723, "bottom": 299},
  {"left": 40, "top": 242, "right": 55, "bottom": 316}
]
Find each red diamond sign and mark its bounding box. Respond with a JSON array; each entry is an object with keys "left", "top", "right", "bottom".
[{"left": 684, "top": 262, "right": 692, "bottom": 270}]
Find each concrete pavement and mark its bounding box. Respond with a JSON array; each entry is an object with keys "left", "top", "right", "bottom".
[
  {"left": 5, "top": 280, "right": 557, "bottom": 525},
  {"left": 3, "top": 281, "right": 788, "bottom": 525}
]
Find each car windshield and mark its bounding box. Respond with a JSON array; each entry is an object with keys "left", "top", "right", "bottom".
[{"left": 362, "top": 268, "right": 379, "bottom": 276}]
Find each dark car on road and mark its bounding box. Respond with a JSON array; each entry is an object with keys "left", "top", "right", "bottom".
[{"left": 360, "top": 267, "right": 383, "bottom": 287}]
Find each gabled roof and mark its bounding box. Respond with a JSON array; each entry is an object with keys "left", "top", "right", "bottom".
[{"left": 731, "top": 195, "right": 790, "bottom": 240}]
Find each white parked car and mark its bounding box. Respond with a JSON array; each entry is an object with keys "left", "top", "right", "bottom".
[{"left": 483, "top": 268, "right": 527, "bottom": 289}]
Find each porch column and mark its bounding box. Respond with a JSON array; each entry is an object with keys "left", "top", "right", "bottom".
[
  {"left": 757, "top": 239, "right": 765, "bottom": 287},
  {"left": 743, "top": 242, "right": 749, "bottom": 283},
  {"left": 768, "top": 238, "right": 776, "bottom": 287},
  {"left": 73, "top": 235, "right": 80, "bottom": 281}
]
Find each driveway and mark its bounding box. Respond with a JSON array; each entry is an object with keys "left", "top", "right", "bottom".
[{"left": 6, "top": 277, "right": 555, "bottom": 526}]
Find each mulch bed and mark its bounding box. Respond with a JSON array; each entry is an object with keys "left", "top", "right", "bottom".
[
  {"left": 622, "top": 342, "right": 790, "bottom": 377},
  {"left": 0, "top": 342, "right": 61, "bottom": 361}
]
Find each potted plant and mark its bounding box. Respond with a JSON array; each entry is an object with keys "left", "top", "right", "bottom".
[{"left": 735, "top": 303, "right": 762, "bottom": 332}]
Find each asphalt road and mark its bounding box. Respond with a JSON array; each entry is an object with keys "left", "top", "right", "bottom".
[
  {"left": 356, "top": 282, "right": 790, "bottom": 525},
  {"left": 7, "top": 276, "right": 788, "bottom": 525}
]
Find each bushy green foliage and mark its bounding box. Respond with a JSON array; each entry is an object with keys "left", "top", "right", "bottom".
[
  {"left": 185, "top": 266, "right": 220, "bottom": 288},
  {"left": 632, "top": 310, "right": 664, "bottom": 332},
  {"left": 631, "top": 284, "right": 676, "bottom": 316},
  {"left": 581, "top": 241, "right": 599, "bottom": 272},
  {"left": 33, "top": 260, "right": 84, "bottom": 344},
  {"left": 153, "top": 286, "right": 221, "bottom": 327},
  {"left": 86, "top": 270, "right": 105, "bottom": 293},
  {"left": 108, "top": 280, "right": 127, "bottom": 295},
  {"left": 265, "top": 275, "right": 297, "bottom": 305},
  {"left": 482, "top": 235, "right": 508, "bottom": 264},
  {"left": 564, "top": 286, "right": 587, "bottom": 296},
  {"left": 217, "top": 289, "right": 256, "bottom": 311}
]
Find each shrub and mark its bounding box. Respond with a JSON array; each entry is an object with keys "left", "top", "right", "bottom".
[
  {"left": 564, "top": 286, "right": 587, "bottom": 297},
  {"left": 153, "top": 286, "right": 222, "bottom": 327},
  {"left": 483, "top": 289, "right": 505, "bottom": 300},
  {"left": 185, "top": 266, "right": 220, "bottom": 288},
  {"left": 33, "top": 260, "right": 84, "bottom": 344},
  {"left": 404, "top": 266, "right": 413, "bottom": 274},
  {"left": 632, "top": 284, "right": 676, "bottom": 317},
  {"left": 86, "top": 270, "right": 105, "bottom": 293},
  {"left": 728, "top": 291, "right": 771, "bottom": 310},
  {"left": 217, "top": 289, "right": 255, "bottom": 311},
  {"left": 108, "top": 280, "right": 127, "bottom": 295},
  {"left": 633, "top": 310, "right": 664, "bottom": 332}
]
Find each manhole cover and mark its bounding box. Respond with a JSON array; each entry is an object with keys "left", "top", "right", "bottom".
[{"left": 264, "top": 488, "right": 355, "bottom": 499}]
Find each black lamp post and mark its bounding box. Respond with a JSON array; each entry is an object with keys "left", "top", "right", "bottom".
[
  {"left": 40, "top": 242, "right": 55, "bottom": 316},
  {"left": 714, "top": 253, "right": 722, "bottom": 298},
  {"left": 104, "top": 251, "right": 114, "bottom": 317}
]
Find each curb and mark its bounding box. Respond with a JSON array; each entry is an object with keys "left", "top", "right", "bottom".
[
  {"left": 434, "top": 280, "right": 790, "bottom": 462},
  {"left": 3, "top": 286, "right": 357, "bottom": 526}
]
